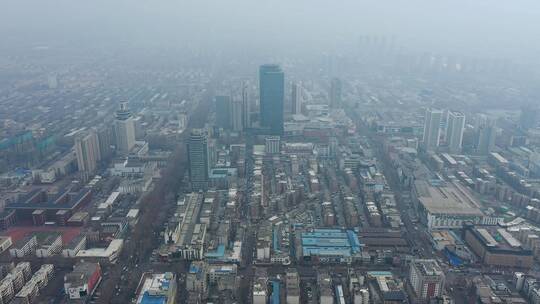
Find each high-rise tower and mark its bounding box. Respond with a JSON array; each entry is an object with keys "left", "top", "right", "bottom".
[
  {"left": 422, "top": 108, "right": 443, "bottom": 151},
  {"left": 75, "top": 130, "right": 101, "bottom": 174},
  {"left": 446, "top": 111, "right": 466, "bottom": 153},
  {"left": 259, "top": 64, "right": 284, "bottom": 135},
  {"left": 242, "top": 82, "right": 251, "bottom": 130},
  {"left": 187, "top": 129, "right": 209, "bottom": 191},
  {"left": 115, "top": 102, "right": 136, "bottom": 155}
]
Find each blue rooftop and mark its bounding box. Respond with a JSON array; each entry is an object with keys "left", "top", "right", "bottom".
[
  {"left": 140, "top": 292, "right": 167, "bottom": 304},
  {"left": 301, "top": 229, "right": 361, "bottom": 257},
  {"left": 205, "top": 244, "right": 226, "bottom": 258}
]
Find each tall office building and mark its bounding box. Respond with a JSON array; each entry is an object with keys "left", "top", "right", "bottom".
[
  {"left": 96, "top": 125, "right": 114, "bottom": 161},
  {"left": 329, "top": 78, "right": 342, "bottom": 108},
  {"left": 520, "top": 104, "right": 539, "bottom": 131},
  {"left": 115, "top": 102, "right": 136, "bottom": 155},
  {"left": 187, "top": 129, "right": 209, "bottom": 191},
  {"left": 215, "top": 96, "right": 231, "bottom": 129},
  {"left": 259, "top": 64, "right": 284, "bottom": 135},
  {"left": 242, "top": 82, "right": 251, "bottom": 130},
  {"left": 291, "top": 82, "right": 302, "bottom": 115},
  {"left": 476, "top": 116, "right": 497, "bottom": 155},
  {"left": 422, "top": 108, "right": 443, "bottom": 151},
  {"left": 230, "top": 98, "right": 243, "bottom": 132},
  {"left": 446, "top": 111, "right": 466, "bottom": 153},
  {"left": 75, "top": 130, "right": 101, "bottom": 174},
  {"left": 409, "top": 259, "right": 445, "bottom": 301}
]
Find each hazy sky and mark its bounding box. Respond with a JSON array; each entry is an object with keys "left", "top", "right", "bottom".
[{"left": 1, "top": 0, "right": 539, "bottom": 62}]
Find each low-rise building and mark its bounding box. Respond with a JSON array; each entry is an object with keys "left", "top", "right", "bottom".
[
  {"left": 76, "top": 239, "right": 123, "bottom": 263},
  {"left": 134, "top": 272, "right": 177, "bottom": 304},
  {"left": 64, "top": 262, "right": 102, "bottom": 301}
]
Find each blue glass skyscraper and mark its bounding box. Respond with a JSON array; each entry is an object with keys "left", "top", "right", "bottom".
[{"left": 259, "top": 64, "right": 284, "bottom": 135}]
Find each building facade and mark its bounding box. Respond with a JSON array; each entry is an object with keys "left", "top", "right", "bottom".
[
  {"left": 409, "top": 259, "right": 445, "bottom": 301},
  {"left": 446, "top": 111, "right": 466, "bottom": 153},
  {"left": 422, "top": 108, "right": 443, "bottom": 151},
  {"left": 188, "top": 129, "right": 209, "bottom": 191},
  {"left": 115, "top": 102, "right": 136, "bottom": 155},
  {"left": 259, "top": 64, "right": 284, "bottom": 135}
]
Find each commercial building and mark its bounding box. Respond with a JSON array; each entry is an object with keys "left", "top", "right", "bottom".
[
  {"left": 187, "top": 129, "right": 209, "bottom": 191},
  {"left": 135, "top": 272, "right": 177, "bottom": 304},
  {"left": 299, "top": 228, "right": 362, "bottom": 263},
  {"left": 259, "top": 64, "right": 284, "bottom": 135},
  {"left": 413, "top": 180, "right": 484, "bottom": 230},
  {"left": 409, "top": 259, "right": 445, "bottom": 302},
  {"left": 446, "top": 111, "right": 465, "bottom": 153},
  {"left": 463, "top": 224, "right": 533, "bottom": 268},
  {"left": 422, "top": 108, "right": 443, "bottom": 151},
  {"left": 64, "top": 262, "right": 102, "bottom": 301},
  {"left": 115, "top": 101, "right": 136, "bottom": 155}
]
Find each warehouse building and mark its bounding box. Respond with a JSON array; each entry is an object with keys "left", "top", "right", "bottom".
[
  {"left": 299, "top": 228, "right": 362, "bottom": 263},
  {"left": 413, "top": 180, "right": 484, "bottom": 230},
  {"left": 463, "top": 224, "right": 533, "bottom": 268}
]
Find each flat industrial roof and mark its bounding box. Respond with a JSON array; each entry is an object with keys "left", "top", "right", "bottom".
[{"left": 414, "top": 180, "right": 483, "bottom": 216}]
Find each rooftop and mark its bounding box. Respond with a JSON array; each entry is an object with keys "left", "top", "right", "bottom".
[
  {"left": 466, "top": 225, "right": 532, "bottom": 254},
  {"left": 414, "top": 180, "right": 483, "bottom": 216},
  {"left": 301, "top": 228, "right": 361, "bottom": 257}
]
